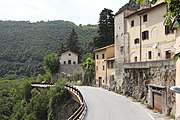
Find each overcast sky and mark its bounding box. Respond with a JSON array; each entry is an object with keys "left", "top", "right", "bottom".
[{"left": 0, "top": 0, "right": 129, "bottom": 25}]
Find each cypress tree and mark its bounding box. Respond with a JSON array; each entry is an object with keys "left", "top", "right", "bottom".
[
  {"left": 94, "top": 8, "right": 115, "bottom": 48},
  {"left": 66, "top": 29, "right": 81, "bottom": 54}
]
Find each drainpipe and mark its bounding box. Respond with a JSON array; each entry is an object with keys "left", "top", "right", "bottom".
[
  {"left": 139, "top": 15, "right": 142, "bottom": 62},
  {"left": 106, "top": 61, "right": 108, "bottom": 89}
]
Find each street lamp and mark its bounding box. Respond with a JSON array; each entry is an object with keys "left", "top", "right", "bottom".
[{"left": 170, "top": 86, "right": 180, "bottom": 94}]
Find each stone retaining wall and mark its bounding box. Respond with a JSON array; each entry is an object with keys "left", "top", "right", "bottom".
[
  {"left": 117, "top": 60, "right": 176, "bottom": 115},
  {"left": 59, "top": 64, "right": 84, "bottom": 81}
]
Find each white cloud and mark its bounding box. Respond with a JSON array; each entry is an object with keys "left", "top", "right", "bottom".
[{"left": 0, "top": 0, "right": 129, "bottom": 25}]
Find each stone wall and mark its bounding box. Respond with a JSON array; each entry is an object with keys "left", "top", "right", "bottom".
[
  {"left": 118, "top": 60, "right": 175, "bottom": 115},
  {"left": 59, "top": 64, "right": 84, "bottom": 81},
  {"left": 114, "top": 11, "right": 129, "bottom": 90},
  {"left": 58, "top": 98, "right": 79, "bottom": 120}
]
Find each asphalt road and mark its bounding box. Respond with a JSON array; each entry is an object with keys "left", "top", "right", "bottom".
[{"left": 77, "top": 86, "right": 154, "bottom": 120}]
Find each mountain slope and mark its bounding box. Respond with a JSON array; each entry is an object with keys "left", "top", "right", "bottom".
[{"left": 0, "top": 20, "right": 98, "bottom": 78}]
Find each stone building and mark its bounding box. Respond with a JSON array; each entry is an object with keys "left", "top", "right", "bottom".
[
  {"left": 59, "top": 51, "right": 78, "bottom": 65},
  {"left": 126, "top": 2, "right": 175, "bottom": 62},
  {"left": 59, "top": 51, "right": 83, "bottom": 81},
  {"left": 94, "top": 44, "right": 115, "bottom": 89},
  {"left": 114, "top": 0, "right": 176, "bottom": 115}
]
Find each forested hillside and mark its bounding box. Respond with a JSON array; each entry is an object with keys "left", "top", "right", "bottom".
[
  {"left": 0, "top": 20, "right": 98, "bottom": 79},
  {"left": 0, "top": 79, "right": 77, "bottom": 120}
]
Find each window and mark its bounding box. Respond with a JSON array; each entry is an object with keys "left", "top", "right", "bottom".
[
  {"left": 116, "top": 34, "right": 118, "bottom": 38},
  {"left": 73, "top": 61, "right": 76, "bottom": 64},
  {"left": 131, "top": 20, "right": 134, "bottom": 27},
  {"left": 107, "top": 61, "right": 110, "bottom": 68},
  {"left": 148, "top": 51, "right": 152, "bottom": 59},
  {"left": 68, "top": 60, "right": 71, "bottom": 64},
  {"left": 64, "top": 61, "right": 66, "bottom": 64},
  {"left": 143, "top": 14, "right": 147, "bottom": 22},
  {"left": 165, "top": 25, "right": 174, "bottom": 35},
  {"left": 110, "top": 75, "right": 114, "bottom": 81},
  {"left": 102, "top": 54, "right": 105, "bottom": 59},
  {"left": 120, "top": 46, "right": 124, "bottom": 55},
  {"left": 96, "top": 55, "right": 98, "bottom": 59},
  {"left": 134, "top": 57, "right": 137, "bottom": 62},
  {"left": 142, "top": 31, "right": 149, "bottom": 40},
  {"left": 111, "top": 61, "right": 114, "bottom": 68},
  {"left": 107, "top": 61, "right": 114, "bottom": 69},
  {"left": 68, "top": 53, "right": 71, "bottom": 56},
  {"left": 103, "top": 65, "right": 105, "bottom": 71},
  {"left": 158, "top": 53, "right": 161, "bottom": 57},
  {"left": 165, "top": 50, "right": 171, "bottom": 59},
  {"left": 134, "top": 38, "right": 140, "bottom": 44}
]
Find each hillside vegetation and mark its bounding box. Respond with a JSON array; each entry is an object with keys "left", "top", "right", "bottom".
[
  {"left": 0, "top": 20, "right": 97, "bottom": 79},
  {"left": 0, "top": 79, "right": 77, "bottom": 120}
]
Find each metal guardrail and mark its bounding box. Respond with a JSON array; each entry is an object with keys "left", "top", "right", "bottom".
[
  {"left": 31, "top": 82, "right": 54, "bottom": 88},
  {"left": 31, "top": 82, "right": 54, "bottom": 85},
  {"left": 31, "top": 83, "right": 87, "bottom": 119},
  {"left": 64, "top": 84, "right": 87, "bottom": 120}
]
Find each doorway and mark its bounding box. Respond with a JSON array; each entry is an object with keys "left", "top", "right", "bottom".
[{"left": 98, "top": 77, "right": 102, "bottom": 87}]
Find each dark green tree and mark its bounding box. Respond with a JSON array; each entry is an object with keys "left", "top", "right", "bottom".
[
  {"left": 25, "top": 92, "right": 50, "bottom": 120},
  {"left": 20, "top": 80, "right": 32, "bottom": 102},
  {"left": 66, "top": 29, "right": 81, "bottom": 54},
  {"left": 59, "top": 43, "right": 67, "bottom": 55},
  {"left": 94, "top": 8, "right": 115, "bottom": 48}
]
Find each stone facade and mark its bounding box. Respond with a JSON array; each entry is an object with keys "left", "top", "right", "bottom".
[
  {"left": 115, "top": 10, "right": 130, "bottom": 90},
  {"left": 120, "top": 60, "right": 175, "bottom": 115},
  {"left": 60, "top": 51, "right": 78, "bottom": 65},
  {"left": 58, "top": 98, "right": 79, "bottom": 120}
]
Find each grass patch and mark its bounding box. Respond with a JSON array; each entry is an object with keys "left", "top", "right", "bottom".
[
  {"left": 170, "top": 114, "right": 175, "bottom": 120},
  {"left": 146, "top": 104, "right": 152, "bottom": 109}
]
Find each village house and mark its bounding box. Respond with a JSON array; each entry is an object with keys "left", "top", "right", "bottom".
[
  {"left": 59, "top": 50, "right": 78, "bottom": 65},
  {"left": 126, "top": 2, "right": 175, "bottom": 62},
  {"left": 115, "top": 0, "right": 175, "bottom": 64},
  {"left": 59, "top": 50, "right": 84, "bottom": 80},
  {"left": 114, "top": 0, "right": 176, "bottom": 115},
  {"left": 94, "top": 44, "right": 115, "bottom": 89}
]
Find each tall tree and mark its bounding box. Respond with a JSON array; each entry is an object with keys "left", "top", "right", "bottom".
[
  {"left": 66, "top": 29, "right": 81, "bottom": 54},
  {"left": 59, "top": 43, "right": 67, "bottom": 55},
  {"left": 82, "top": 53, "right": 95, "bottom": 85},
  {"left": 94, "top": 8, "right": 115, "bottom": 48}
]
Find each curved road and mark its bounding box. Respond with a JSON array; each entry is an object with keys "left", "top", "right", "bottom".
[{"left": 77, "top": 86, "right": 153, "bottom": 120}]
